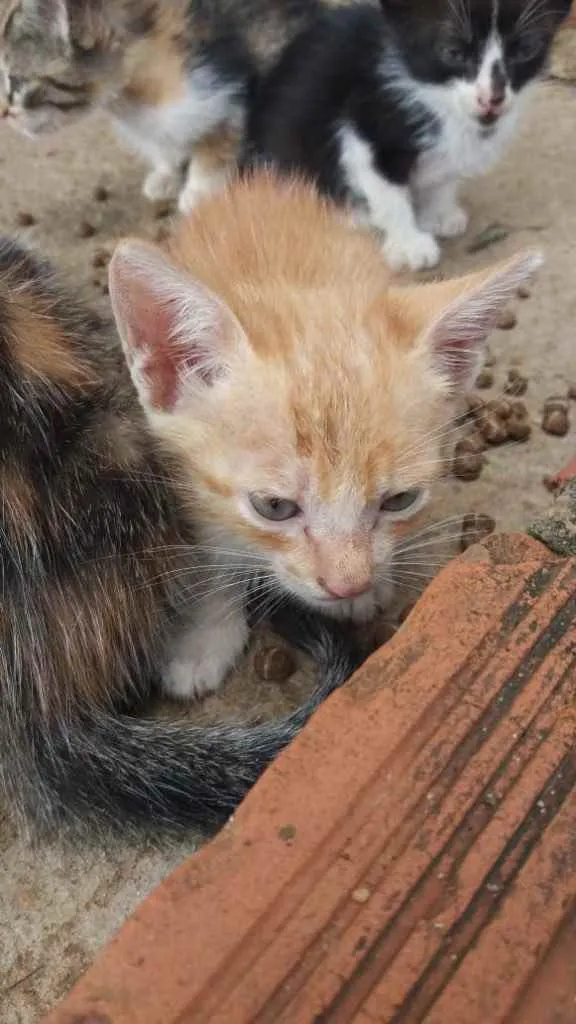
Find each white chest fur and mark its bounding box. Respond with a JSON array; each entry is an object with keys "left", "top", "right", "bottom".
[{"left": 411, "top": 81, "right": 525, "bottom": 192}]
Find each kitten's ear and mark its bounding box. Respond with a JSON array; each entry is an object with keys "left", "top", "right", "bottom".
[
  {"left": 109, "top": 240, "right": 246, "bottom": 413},
  {"left": 21, "top": 0, "right": 70, "bottom": 51},
  {"left": 411, "top": 251, "right": 542, "bottom": 391}
]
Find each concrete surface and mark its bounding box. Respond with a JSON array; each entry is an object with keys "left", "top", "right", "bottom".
[{"left": 1, "top": 72, "right": 576, "bottom": 1024}]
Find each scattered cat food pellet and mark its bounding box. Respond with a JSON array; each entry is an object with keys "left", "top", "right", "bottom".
[
  {"left": 456, "top": 431, "right": 486, "bottom": 456},
  {"left": 542, "top": 474, "right": 560, "bottom": 493},
  {"left": 542, "top": 407, "right": 569, "bottom": 436},
  {"left": 477, "top": 412, "right": 508, "bottom": 445},
  {"left": 453, "top": 451, "right": 484, "bottom": 481},
  {"left": 351, "top": 887, "right": 372, "bottom": 904},
  {"left": 92, "top": 247, "right": 110, "bottom": 269},
  {"left": 460, "top": 512, "right": 496, "bottom": 551},
  {"left": 254, "top": 645, "right": 296, "bottom": 683},
  {"left": 541, "top": 397, "right": 570, "bottom": 436},
  {"left": 278, "top": 824, "right": 296, "bottom": 842},
  {"left": 567, "top": 384, "right": 576, "bottom": 401},
  {"left": 93, "top": 185, "right": 110, "bottom": 202},
  {"left": 100, "top": 282, "right": 109, "bottom": 296},
  {"left": 15, "top": 210, "right": 36, "bottom": 227},
  {"left": 474, "top": 369, "right": 494, "bottom": 389},
  {"left": 485, "top": 398, "right": 512, "bottom": 420},
  {"left": 496, "top": 308, "right": 517, "bottom": 331},
  {"left": 78, "top": 220, "right": 97, "bottom": 238},
  {"left": 504, "top": 368, "right": 528, "bottom": 396},
  {"left": 517, "top": 284, "right": 531, "bottom": 300},
  {"left": 506, "top": 410, "right": 532, "bottom": 442}
]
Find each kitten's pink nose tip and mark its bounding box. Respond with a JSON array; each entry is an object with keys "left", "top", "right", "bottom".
[{"left": 319, "top": 577, "right": 372, "bottom": 599}]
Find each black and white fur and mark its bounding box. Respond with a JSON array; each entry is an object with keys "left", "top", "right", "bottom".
[{"left": 247, "top": 0, "right": 570, "bottom": 271}]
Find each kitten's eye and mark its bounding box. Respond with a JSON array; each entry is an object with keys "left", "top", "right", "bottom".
[
  {"left": 379, "top": 489, "right": 424, "bottom": 516},
  {"left": 249, "top": 494, "right": 301, "bottom": 522},
  {"left": 509, "top": 35, "right": 542, "bottom": 64},
  {"left": 439, "top": 41, "right": 471, "bottom": 67}
]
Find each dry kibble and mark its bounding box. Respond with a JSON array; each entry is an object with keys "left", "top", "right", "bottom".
[
  {"left": 477, "top": 412, "right": 508, "bottom": 445},
  {"left": 484, "top": 398, "right": 512, "bottom": 420},
  {"left": 503, "top": 368, "right": 528, "bottom": 397},
  {"left": 460, "top": 512, "right": 496, "bottom": 552},
  {"left": 78, "top": 219, "right": 97, "bottom": 238},
  {"left": 517, "top": 284, "right": 531, "bottom": 299},
  {"left": 542, "top": 408, "right": 569, "bottom": 437},
  {"left": 15, "top": 210, "right": 36, "bottom": 227},
  {"left": 93, "top": 185, "right": 110, "bottom": 202},
  {"left": 506, "top": 412, "right": 531, "bottom": 442},
  {"left": 474, "top": 368, "right": 494, "bottom": 389},
  {"left": 453, "top": 450, "right": 484, "bottom": 481},
  {"left": 543, "top": 396, "right": 569, "bottom": 413},
  {"left": 100, "top": 282, "right": 109, "bottom": 296},
  {"left": 92, "top": 247, "right": 110, "bottom": 269},
  {"left": 254, "top": 645, "right": 296, "bottom": 683},
  {"left": 496, "top": 308, "right": 517, "bottom": 330},
  {"left": 456, "top": 431, "right": 486, "bottom": 455},
  {"left": 154, "top": 200, "right": 173, "bottom": 219}
]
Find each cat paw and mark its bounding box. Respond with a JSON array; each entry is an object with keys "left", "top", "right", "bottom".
[
  {"left": 419, "top": 204, "right": 469, "bottom": 239},
  {"left": 161, "top": 611, "right": 248, "bottom": 701},
  {"left": 178, "top": 166, "right": 229, "bottom": 214},
  {"left": 383, "top": 231, "right": 440, "bottom": 272},
  {"left": 142, "top": 168, "right": 181, "bottom": 202}
]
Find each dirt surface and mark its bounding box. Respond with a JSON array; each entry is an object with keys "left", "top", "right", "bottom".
[{"left": 1, "top": 73, "right": 576, "bottom": 1022}]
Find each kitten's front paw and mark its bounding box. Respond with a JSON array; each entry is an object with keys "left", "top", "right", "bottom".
[
  {"left": 419, "top": 204, "right": 469, "bottom": 239},
  {"left": 383, "top": 231, "right": 440, "bottom": 272},
  {"left": 178, "top": 166, "right": 229, "bottom": 214},
  {"left": 142, "top": 168, "right": 181, "bottom": 202},
  {"left": 161, "top": 612, "right": 248, "bottom": 701}
]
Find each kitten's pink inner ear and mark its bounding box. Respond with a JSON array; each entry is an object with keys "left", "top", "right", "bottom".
[
  {"left": 109, "top": 240, "right": 236, "bottom": 413},
  {"left": 417, "top": 251, "right": 542, "bottom": 390}
]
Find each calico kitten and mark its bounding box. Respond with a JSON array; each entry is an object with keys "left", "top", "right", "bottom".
[
  {"left": 0, "top": 0, "right": 317, "bottom": 212},
  {"left": 246, "top": 0, "right": 569, "bottom": 271},
  {"left": 0, "top": 231, "right": 359, "bottom": 838}
]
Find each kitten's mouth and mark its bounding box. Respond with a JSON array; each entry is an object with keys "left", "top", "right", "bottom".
[{"left": 476, "top": 111, "right": 501, "bottom": 131}]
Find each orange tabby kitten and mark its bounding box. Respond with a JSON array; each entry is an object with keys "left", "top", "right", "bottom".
[{"left": 110, "top": 170, "right": 540, "bottom": 692}]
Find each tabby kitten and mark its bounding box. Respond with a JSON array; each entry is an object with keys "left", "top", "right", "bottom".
[
  {"left": 0, "top": 0, "right": 318, "bottom": 211},
  {"left": 1, "top": 171, "right": 538, "bottom": 838},
  {"left": 246, "top": 0, "right": 569, "bottom": 270}
]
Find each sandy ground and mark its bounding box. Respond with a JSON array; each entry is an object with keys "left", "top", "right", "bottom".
[{"left": 1, "top": 70, "right": 576, "bottom": 1021}]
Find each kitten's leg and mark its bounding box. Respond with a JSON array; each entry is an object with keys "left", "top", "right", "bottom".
[
  {"left": 415, "top": 181, "right": 469, "bottom": 239},
  {"left": 142, "top": 160, "right": 183, "bottom": 202},
  {"left": 178, "top": 127, "right": 239, "bottom": 214},
  {"left": 162, "top": 588, "right": 249, "bottom": 700},
  {"left": 339, "top": 128, "right": 440, "bottom": 272}
]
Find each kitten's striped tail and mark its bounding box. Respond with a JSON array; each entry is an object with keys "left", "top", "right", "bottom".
[{"left": 2, "top": 604, "right": 361, "bottom": 838}]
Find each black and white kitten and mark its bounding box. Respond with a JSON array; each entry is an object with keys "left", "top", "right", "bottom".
[{"left": 246, "top": 0, "right": 570, "bottom": 271}]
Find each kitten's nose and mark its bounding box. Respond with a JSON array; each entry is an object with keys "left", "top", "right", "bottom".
[{"left": 318, "top": 576, "right": 372, "bottom": 600}]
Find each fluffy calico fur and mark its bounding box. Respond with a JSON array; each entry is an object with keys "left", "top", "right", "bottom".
[
  {"left": 0, "top": 0, "right": 318, "bottom": 212},
  {"left": 0, "top": 233, "right": 361, "bottom": 838},
  {"left": 246, "top": 0, "right": 569, "bottom": 271}
]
